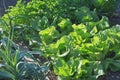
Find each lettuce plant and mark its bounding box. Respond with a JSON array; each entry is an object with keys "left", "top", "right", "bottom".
[
  {"left": 0, "top": 0, "right": 118, "bottom": 80},
  {"left": 39, "top": 17, "right": 120, "bottom": 79}
]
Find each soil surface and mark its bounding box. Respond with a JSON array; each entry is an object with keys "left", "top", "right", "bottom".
[
  {"left": 0, "top": 0, "right": 17, "bottom": 16},
  {"left": 109, "top": 1, "right": 120, "bottom": 25},
  {"left": 0, "top": 0, "right": 30, "bottom": 16}
]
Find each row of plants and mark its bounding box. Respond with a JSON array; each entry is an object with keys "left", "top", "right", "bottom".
[
  {"left": 39, "top": 17, "right": 120, "bottom": 79},
  {"left": 0, "top": 16, "right": 48, "bottom": 80},
  {"left": 2, "top": 0, "right": 117, "bottom": 50},
  {"left": 0, "top": 0, "right": 120, "bottom": 80}
]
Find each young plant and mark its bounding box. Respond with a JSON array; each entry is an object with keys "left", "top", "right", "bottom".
[
  {"left": 39, "top": 17, "right": 120, "bottom": 80},
  {"left": 0, "top": 17, "right": 48, "bottom": 80}
]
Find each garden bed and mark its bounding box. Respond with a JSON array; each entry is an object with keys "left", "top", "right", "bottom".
[{"left": 0, "top": 0, "right": 120, "bottom": 80}]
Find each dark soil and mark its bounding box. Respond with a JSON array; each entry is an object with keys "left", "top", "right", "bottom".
[
  {"left": 109, "top": 1, "right": 120, "bottom": 25},
  {"left": 106, "top": 71, "right": 120, "bottom": 80},
  {"left": 98, "top": 71, "right": 120, "bottom": 80},
  {"left": 0, "top": 0, "right": 30, "bottom": 16},
  {"left": 0, "top": 0, "right": 17, "bottom": 16}
]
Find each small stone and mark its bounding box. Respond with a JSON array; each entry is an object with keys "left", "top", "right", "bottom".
[{"left": 116, "top": 76, "right": 120, "bottom": 79}]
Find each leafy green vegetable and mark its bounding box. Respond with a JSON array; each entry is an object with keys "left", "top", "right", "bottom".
[
  {"left": 40, "top": 18, "right": 120, "bottom": 79},
  {"left": 0, "top": 0, "right": 119, "bottom": 80}
]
